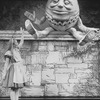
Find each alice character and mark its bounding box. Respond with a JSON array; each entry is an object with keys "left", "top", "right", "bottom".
[
  {"left": 2, "top": 28, "right": 28, "bottom": 100},
  {"left": 24, "top": 0, "right": 100, "bottom": 46}
]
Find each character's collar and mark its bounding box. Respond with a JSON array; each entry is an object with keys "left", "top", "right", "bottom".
[{"left": 46, "top": 14, "right": 79, "bottom": 26}]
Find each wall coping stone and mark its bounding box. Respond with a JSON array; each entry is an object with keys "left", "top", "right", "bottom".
[{"left": 0, "top": 30, "right": 78, "bottom": 41}]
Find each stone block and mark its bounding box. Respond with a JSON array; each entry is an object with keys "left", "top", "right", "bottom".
[
  {"left": 39, "top": 41, "right": 47, "bottom": 46},
  {"left": 70, "top": 73, "right": 77, "bottom": 79},
  {"left": 55, "top": 73, "right": 70, "bottom": 83},
  {"left": 59, "top": 92, "right": 73, "bottom": 96},
  {"left": 26, "top": 64, "right": 42, "bottom": 86},
  {"left": 31, "top": 44, "right": 39, "bottom": 51},
  {"left": 26, "top": 71, "right": 42, "bottom": 86},
  {"left": 38, "top": 45, "right": 47, "bottom": 51},
  {"left": 77, "top": 72, "right": 93, "bottom": 79},
  {"left": 55, "top": 67, "right": 74, "bottom": 74},
  {"left": 58, "top": 83, "right": 81, "bottom": 96},
  {"left": 67, "top": 57, "right": 83, "bottom": 63},
  {"left": 75, "top": 69, "right": 92, "bottom": 74},
  {"left": 55, "top": 64, "right": 68, "bottom": 68},
  {"left": 55, "top": 46, "right": 68, "bottom": 51},
  {"left": 32, "top": 64, "right": 42, "bottom": 71},
  {"left": 30, "top": 41, "right": 39, "bottom": 51},
  {"left": 47, "top": 42, "right": 55, "bottom": 51},
  {"left": 22, "top": 41, "right": 31, "bottom": 51},
  {"left": 45, "top": 64, "right": 55, "bottom": 68},
  {"left": 31, "top": 53, "right": 38, "bottom": 64},
  {"left": 22, "top": 86, "right": 44, "bottom": 96},
  {"left": 69, "top": 79, "right": 79, "bottom": 84},
  {"left": 30, "top": 71, "right": 42, "bottom": 86},
  {"left": 54, "top": 41, "right": 63, "bottom": 46},
  {"left": 42, "top": 68, "right": 55, "bottom": 84},
  {"left": 31, "top": 52, "right": 47, "bottom": 64},
  {"left": 68, "top": 63, "right": 88, "bottom": 69},
  {"left": 58, "top": 84, "right": 72, "bottom": 92},
  {"left": 45, "top": 84, "right": 59, "bottom": 96},
  {"left": 46, "top": 51, "right": 65, "bottom": 64}
]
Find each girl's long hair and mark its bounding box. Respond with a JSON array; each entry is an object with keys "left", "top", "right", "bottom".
[
  {"left": 7, "top": 36, "right": 14, "bottom": 55},
  {"left": 7, "top": 35, "right": 18, "bottom": 55}
]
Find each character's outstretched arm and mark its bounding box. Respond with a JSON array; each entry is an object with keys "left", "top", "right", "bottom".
[{"left": 77, "top": 17, "right": 100, "bottom": 33}]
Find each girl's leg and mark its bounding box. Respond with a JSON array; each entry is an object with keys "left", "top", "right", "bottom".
[
  {"left": 10, "top": 89, "right": 16, "bottom": 100},
  {"left": 15, "top": 89, "right": 20, "bottom": 100}
]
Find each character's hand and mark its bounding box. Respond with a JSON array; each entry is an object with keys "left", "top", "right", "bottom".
[{"left": 24, "top": 11, "right": 36, "bottom": 22}]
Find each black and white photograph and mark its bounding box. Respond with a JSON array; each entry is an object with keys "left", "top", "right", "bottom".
[{"left": 0, "top": 0, "right": 100, "bottom": 100}]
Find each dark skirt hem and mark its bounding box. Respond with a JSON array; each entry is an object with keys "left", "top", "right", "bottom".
[{"left": 2, "top": 82, "right": 30, "bottom": 89}]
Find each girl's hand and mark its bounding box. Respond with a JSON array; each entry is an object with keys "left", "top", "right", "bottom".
[
  {"left": 18, "top": 27, "right": 25, "bottom": 48},
  {"left": 20, "top": 27, "right": 25, "bottom": 34}
]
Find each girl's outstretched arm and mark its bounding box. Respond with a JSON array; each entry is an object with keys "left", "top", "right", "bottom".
[{"left": 18, "top": 27, "right": 25, "bottom": 48}]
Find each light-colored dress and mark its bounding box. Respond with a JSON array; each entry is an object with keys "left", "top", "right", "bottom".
[
  {"left": 2, "top": 48, "right": 28, "bottom": 88},
  {"left": 13, "top": 48, "right": 27, "bottom": 84}
]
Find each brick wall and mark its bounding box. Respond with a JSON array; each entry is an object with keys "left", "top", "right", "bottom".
[{"left": 0, "top": 34, "right": 100, "bottom": 96}]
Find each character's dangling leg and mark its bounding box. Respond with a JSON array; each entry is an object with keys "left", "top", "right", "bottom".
[
  {"left": 77, "top": 17, "right": 100, "bottom": 41},
  {"left": 25, "top": 19, "right": 38, "bottom": 36},
  {"left": 68, "top": 28, "right": 88, "bottom": 46},
  {"left": 25, "top": 19, "right": 54, "bottom": 38},
  {"left": 69, "top": 17, "right": 100, "bottom": 46}
]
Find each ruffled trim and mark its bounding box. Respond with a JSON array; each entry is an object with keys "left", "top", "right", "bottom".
[
  {"left": 4, "top": 51, "right": 12, "bottom": 59},
  {"left": 9, "top": 82, "right": 30, "bottom": 89}
]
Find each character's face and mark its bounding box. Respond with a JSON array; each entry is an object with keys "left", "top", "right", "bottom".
[{"left": 46, "top": 0, "right": 79, "bottom": 20}]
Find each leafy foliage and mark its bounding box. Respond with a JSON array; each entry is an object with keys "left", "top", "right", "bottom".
[{"left": 65, "top": 42, "right": 98, "bottom": 59}]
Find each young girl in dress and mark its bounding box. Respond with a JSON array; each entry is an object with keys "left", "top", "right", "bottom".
[{"left": 2, "top": 28, "right": 28, "bottom": 100}]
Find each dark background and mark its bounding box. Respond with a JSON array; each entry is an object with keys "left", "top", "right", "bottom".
[{"left": 0, "top": 0, "right": 100, "bottom": 30}]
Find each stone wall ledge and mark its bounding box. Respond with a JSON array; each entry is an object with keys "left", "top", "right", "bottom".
[
  {"left": 0, "top": 96, "right": 99, "bottom": 100},
  {"left": 0, "top": 30, "right": 77, "bottom": 41}
]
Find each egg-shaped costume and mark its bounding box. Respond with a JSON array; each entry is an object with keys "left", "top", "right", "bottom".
[
  {"left": 45, "top": 0, "right": 79, "bottom": 31},
  {"left": 25, "top": 0, "right": 100, "bottom": 46}
]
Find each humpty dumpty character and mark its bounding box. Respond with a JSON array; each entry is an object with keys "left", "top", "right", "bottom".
[{"left": 25, "top": 0, "right": 100, "bottom": 46}]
